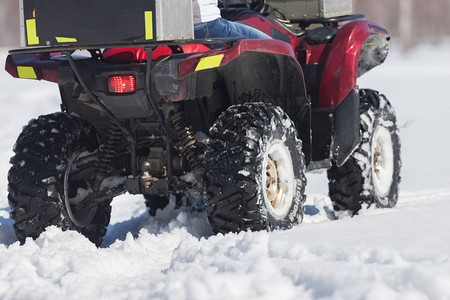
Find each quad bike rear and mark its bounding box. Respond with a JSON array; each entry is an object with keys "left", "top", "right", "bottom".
[{"left": 5, "top": 0, "right": 400, "bottom": 246}]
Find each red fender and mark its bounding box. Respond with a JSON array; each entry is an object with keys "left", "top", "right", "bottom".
[
  {"left": 168, "top": 39, "right": 299, "bottom": 102},
  {"left": 319, "top": 20, "right": 389, "bottom": 109},
  {"left": 178, "top": 39, "right": 296, "bottom": 78}
]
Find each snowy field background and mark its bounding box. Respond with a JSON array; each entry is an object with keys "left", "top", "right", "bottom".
[{"left": 0, "top": 43, "right": 450, "bottom": 299}]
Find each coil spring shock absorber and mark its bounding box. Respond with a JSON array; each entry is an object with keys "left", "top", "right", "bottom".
[
  {"left": 170, "top": 111, "right": 204, "bottom": 174},
  {"left": 92, "top": 123, "right": 123, "bottom": 191}
]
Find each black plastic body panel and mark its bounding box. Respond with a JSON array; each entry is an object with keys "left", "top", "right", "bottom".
[
  {"left": 60, "top": 58, "right": 154, "bottom": 121},
  {"left": 302, "top": 64, "right": 322, "bottom": 109},
  {"left": 153, "top": 53, "right": 197, "bottom": 96},
  {"left": 332, "top": 88, "right": 360, "bottom": 166},
  {"left": 311, "top": 88, "right": 360, "bottom": 166},
  {"left": 311, "top": 109, "right": 332, "bottom": 162},
  {"left": 94, "top": 70, "right": 151, "bottom": 120}
]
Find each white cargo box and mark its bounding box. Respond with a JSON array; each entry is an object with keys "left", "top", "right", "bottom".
[
  {"left": 266, "top": 0, "right": 353, "bottom": 19},
  {"left": 155, "top": 0, "right": 194, "bottom": 41}
]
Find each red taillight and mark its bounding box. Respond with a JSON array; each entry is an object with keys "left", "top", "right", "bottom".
[{"left": 108, "top": 75, "right": 136, "bottom": 94}]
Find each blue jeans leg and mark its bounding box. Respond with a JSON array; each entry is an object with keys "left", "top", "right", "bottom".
[
  {"left": 194, "top": 23, "right": 210, "bottom": 39},
  {"left": 194, "top": 18, "right": 271, "bottom": 48},
  {"left": 208, "top": 18, "right": 271, "bottom": 39}
]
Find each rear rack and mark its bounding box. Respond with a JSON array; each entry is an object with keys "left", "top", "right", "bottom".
[
  {"left": 8, "top": 38, "right": 240, "bottom": 55},
  {"left": 280, "top": 14, "right": 365, "bottom": 30}
]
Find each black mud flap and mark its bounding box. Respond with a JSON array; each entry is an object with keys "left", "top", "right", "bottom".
[{"left": 332, "top": 88, "right": 360, "bottom": 167}]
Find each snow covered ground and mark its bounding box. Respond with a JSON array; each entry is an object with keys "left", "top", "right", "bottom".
[{"left": 0, "top": 43, "right": 450, "bottom": 300}]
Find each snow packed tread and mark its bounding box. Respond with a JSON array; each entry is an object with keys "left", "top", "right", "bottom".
[
  {"left": 8, "top": 113, "right": 111, "bottom": 246},
  {"left": 203, "top": 102, "right": 306, "bottom": 234},
  {"left": 327, "top": 89, "right": 401, "bottom": 214}
]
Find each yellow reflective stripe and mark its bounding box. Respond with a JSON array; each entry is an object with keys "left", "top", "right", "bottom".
[
  {"left": 56, "top": 37, "right": 78, "bottom": 43},
  {"left": 26, "top": 19, "right": 39, "bottom": 45},
  {"left": 17, "top": 66, "right": 37, "bottom": 79},
  {"left": 365, "top": 41, "right": 377, "bottom": 46},
  {"left": 195, "top": 54, "right": 224, "bottom": 71},
  {"left": 145, "top": 11, "right": 153, "bottom": 40}
]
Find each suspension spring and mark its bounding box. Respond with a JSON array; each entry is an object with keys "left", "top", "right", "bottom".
[
  {"left": 92, "top": 122, "right": 123, "bottom": 191},
  {"left": 170, "top": 111, "right": 203, "bottom": 174}
]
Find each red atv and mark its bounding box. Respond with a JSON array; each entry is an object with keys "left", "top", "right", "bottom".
[{"left": 5, "top": 0, "right": 400, "bottom": 245}]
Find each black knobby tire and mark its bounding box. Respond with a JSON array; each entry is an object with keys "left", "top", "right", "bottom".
[
  {"left": 327, "top": 89, "right": 401, "bottom": 213},
  {"left": 203, "top": 103, "right": 306, "bottom": 234},
  {"left": 8, "top": 113, "right": 112, "bottom": 246}
]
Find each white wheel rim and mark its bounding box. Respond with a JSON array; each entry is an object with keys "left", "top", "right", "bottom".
[
  {"left": 371, "top": 126, "right": 394, "bottom": 197},
  {"left": 64, "top": 153, "right": 97, "bottom": 228},
  {"left": 262, "top": 139, "right": 295, "bottom": 220}
]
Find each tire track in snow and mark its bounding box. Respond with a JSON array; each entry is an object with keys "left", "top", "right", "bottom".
[{"left": 398, "top": 188, "right": 450, "bottom": 206}]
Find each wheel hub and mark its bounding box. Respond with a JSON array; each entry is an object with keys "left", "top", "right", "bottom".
[
  {"left": 371, "top": 126, "right": 394, "bottom": 197},
  {"left": 64, "top": 152, "right": 98, "bottom": 228},
  {"left": 262, "top": 139, "right": 295, "bottom": 219},
  {"left": 266, "top": 159, "right": 284, "bottom": 208}
]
